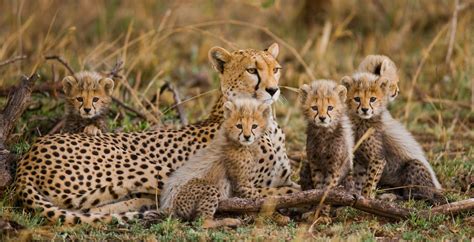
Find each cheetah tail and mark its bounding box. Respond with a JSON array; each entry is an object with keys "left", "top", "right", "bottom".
[{"left": 22, "top": 186, "right": 146, "bottom": 225}]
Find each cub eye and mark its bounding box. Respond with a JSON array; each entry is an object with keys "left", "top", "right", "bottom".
[
  {"left": 246, "top": 68, "right": 257, "bottom": 74},
  {"left": 76, "top": 97, "right": 83, "bottom": 102},
  {"left": 370, "top": 97, "right": 377, "bottom": 102},
  {"left": 236, "top": 124, "right": 243, "bottom": 129},
  {"left": 93, "top": 97, "right": 99, "bottom": 102},
  {"left": 311, "top": 106, "right": 318, "bottom": 111},
  {"left": 327, "top": 106, "right": 334, "bottom": 111},
  {"left": 273, "top": 67, "right": 281, "bottom": 74},
  {"left": 252, "top": 124, "right": 258, "bottom": 129},
  {"left": 354, "top": 97, "right": 361, "bottom": 102}
]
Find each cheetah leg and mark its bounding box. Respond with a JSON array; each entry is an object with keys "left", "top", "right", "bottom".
[
  {"left": 87, "top": 198, "right": 157, "bottom": 214},
  {"left": 362, "top": 158, "right": 386, "bottom": 199},
  {"left": 402, "top": 160, "right": 444, "bottom": 205},
  {"left": 72, "top": 184, "right": 158, "bottom": 210},
  {"left": 84, "top": 124, "right": 102, "bottom": 136},
  {"left": 353, "top": 160, "right": 367, "bottom": 196}
]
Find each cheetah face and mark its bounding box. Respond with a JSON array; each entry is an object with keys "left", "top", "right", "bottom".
[
  {"left": 62, "top": 72, "right": 114, "bottom": 119},
  {"left": 300, "top": 80, "right": 347, "bottom": 128},
  {"left": 341, "top": 73, "right": 390, "bottom": 119},
  {"left": 223, "top": 98, "right": 271, "bottom": 146},
  {"left": 209, "top": 43, "right": 281, "bottom": 104}
]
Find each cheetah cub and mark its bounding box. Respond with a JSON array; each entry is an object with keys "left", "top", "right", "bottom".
[
  {"left": 62, "top": 71, "right": 114, "bottom": 135},
  {"left": 160, "top": 98, "right": 271, "bottom": 228},
  {"left": 357, "top": 55, "right": 399, "bottom": 101},
  {"left": 298, "top": 80, "right": 354, "bottom": 223},
  {"left": 341, "top": 73, "right": 444, "bottom": 204}
]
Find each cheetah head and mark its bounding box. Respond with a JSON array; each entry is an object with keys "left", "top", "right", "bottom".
[
  {"left": 222, "top": 98, "right": 271, "bottom": 146},
  {"left": 209, "top": 43, "right": 281, "bottom": 104},
  {"left": 62, "top": 71, "right": 114, "bottom": 119},
  {"left": 357, "top": 55, "right": 399, "bottom": 101},
  {"left": 299, "top": 80, "right": 347, "bottom": 128},
  {"left": 341, "top": 72, "right": 390, "bottom": 119}
]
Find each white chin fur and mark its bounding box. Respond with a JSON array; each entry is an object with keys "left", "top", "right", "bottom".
[
  {"left": 358, "top": 113, "right": 373, "bottom": 119},
  {"left": 314, "top": 121, "right": 331, "bottom": 127},
  {"left": 239, "top": 140, "right": 254, "bottom": 146}
]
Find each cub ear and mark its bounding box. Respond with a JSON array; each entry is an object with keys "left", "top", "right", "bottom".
[
  {"left": 223, "top": 101, "right": 235, "bottom": 119},
  {"left": 258, "top": 102, "right": 272, "bottom": 120},
  {"left": 209, "top": 46, "right": 232, "bottom": 74},
  {"left": 335, "top": 85, "right": 347, "bottom": 102},
  {"left": 266, "top": 43, "right": 279, "bottom": 58},
  {"left": 62, "top": 76, "right": 77, "bottom": 95},
  {"left": 99, "top": 78, "right": 115, "bottom": 95},
  {"left": 340, "top": 76, "right": 353, "bottom": 89},
  {"left": 378, "top": 77, "right": 390, "bottom": 93},
  {"left": 299, "top": 84, "right": 311, "bottom": 104}
]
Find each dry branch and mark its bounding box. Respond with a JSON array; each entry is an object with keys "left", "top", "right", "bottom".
[
  {"left": 0, "top": 55, "right": 27, "bottom": 68},
  {"left": 422, "top": 198, "right": 474, "bottom": 217},
  {"left": 218, "top": 188, "right": 411, "bottom": 220},
  {"left": 44, "top": 55, "right": 74, "bottom": 75},
  {"left": 0, "top": 74, "right": 39, "bottom": 190},
  {"left": 160, "top": 82, "right": 188, "bottom": 125}
]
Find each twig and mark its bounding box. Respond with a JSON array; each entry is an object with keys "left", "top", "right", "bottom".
[
  {"left": 47, "top": 119, "right": 65, "bottom": 135},
  {"left": 111, "top": 97, "right": 147, "bottom": 120},
  {"left": 44, "top": 55, "right": 75, "bottom": 75},
  {"left": 0, "top": 55, "right": 27, "bottom": 68},
  {"left": 160, "top": 82, "right": 188, "bottom": 125},
  {"left": 108, "top": 60, "right": 124, "bottom": 80},
  {"left": 420, "top": 198, "right": 474, "bottom": 217}
]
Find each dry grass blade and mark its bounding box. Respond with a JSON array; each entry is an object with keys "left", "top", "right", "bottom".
[{"left": 160, "top": 82, "right": 188, "bottom": 125}]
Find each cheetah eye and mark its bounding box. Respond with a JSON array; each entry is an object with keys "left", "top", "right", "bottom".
[
  {"left": 76, "top": 97, "right": 84, "bottom": 102},
  {"left": 252, "top": 124, "right": 258, "bottom": 129},
  {"left": 327, "top": 106, "right": 334, "bottom": 111},
  {"left": 370, "top": 97, "right": 377, "bottom": 102},
  {"left": 93, "top": 97, "right": 99, "bottom": 102},
  {"left": 273, "top": 67, "right": 281, "bottom": 74},
  {"left": 354, "top": 97, "right": 361, "bottom": 102},
  {"left": 311, "top": 106, "right": 318, "bottom": 111},
  {"left": 236, "top": 124, "right": 243, "bottom": 129},
  {"left": 246, "top": 68, "right": 257, "bottom": 75}
]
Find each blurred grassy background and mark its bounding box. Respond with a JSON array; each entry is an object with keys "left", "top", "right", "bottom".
[{"left": 0, "top": 0, "right": 472, "bottom": 240}]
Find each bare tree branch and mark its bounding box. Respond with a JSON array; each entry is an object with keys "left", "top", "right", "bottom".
[
  {"left": 160, "top": 82, "right": 188, "bottom": 125},
  {"left": 0, "top": 55, "right": 27, "bottom": 68},
  {"left": 44, "top": 55, "right": 75, "bottom": 75}
]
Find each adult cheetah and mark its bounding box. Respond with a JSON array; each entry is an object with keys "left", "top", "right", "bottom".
[{"left": 15, "top": 43, "right": 297, "bottom": 224}]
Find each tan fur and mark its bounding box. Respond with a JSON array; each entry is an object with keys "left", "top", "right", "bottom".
[
  {"left": 298, "top": 80, "right": 354, "bottom": 222},
  {"left": 62, "top": 71, "right": 114, "bottom": 135},
  {"left": 15, "top": 44, "right": 296, "bottom": 225},
  {"left": 342, "top": 73, "right": 443, "bottom": 204},
  {"left": 357, "top": 55, "right": 399, "bottom": 101},
  {"left": 160, "top": 98, "right": 270, "bottom": 222}
]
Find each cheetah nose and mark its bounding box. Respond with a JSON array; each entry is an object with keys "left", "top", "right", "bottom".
[
  {"left": 84, "top": 108, "right": 91, "bottom": 113},
  {"left": 361, "top": 108, "right": 369, "bottom": 114},
  {"left": 319, "top": 117, "right": 326, "bottom": 122},
  {"left": 265, "top": 87, "right": 279, "bottom": 96},
  {"left": 243, "top": 135, "right": 251, "bottom": 141}
]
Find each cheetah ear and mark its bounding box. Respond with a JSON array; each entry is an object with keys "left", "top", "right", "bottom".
[
  {"left": 258, "top": 103, "right": 272, "bottom": 120},
  {"left": 299, "top": 84, "right": 311, "bottom": 104},
  {"left": 62, "top": 76, "right": 77, "bottom": 95},
  {"left": 223, "top": 101, "right": 235, "bottom": 119},
  {"left": 378, "top": 77, "right": 390, "bottom": 93},
  {"left": 209, "top": 46, "right": 232, "bottom": 74},
  {"left": 335, "top": 85, "right": 347, "bottom": 102},
  {"left": 266, "top": 43, "right": 279, "bottom": 58},
  {"left": 99, "top": 78, "right": 115, "bottom": 95},
  {"left": 340, "top": 76, "right": 353, "bottom": 90}
]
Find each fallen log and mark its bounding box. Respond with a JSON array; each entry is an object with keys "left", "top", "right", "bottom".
[
  {"left": 218, "top": 188, "right": 473, "bottom": 221},
  {"left": 0, "top": 74, "right": 39, "bottom": 191},
  {"left": 218, "top": 188, "right": 411, "bottom": 220}
]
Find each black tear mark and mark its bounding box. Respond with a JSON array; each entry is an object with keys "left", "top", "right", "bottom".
[{"left": 254, "top": 61, "right": 261, "bottom": 91}]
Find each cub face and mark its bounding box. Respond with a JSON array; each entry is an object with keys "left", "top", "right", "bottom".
[
  {"left": 222, "top": 98, "right": 271, "bottom": 146},
  {"left": 209, "top": 43, "right": 281, "bottom": 104},
  {"left": 299, "top": 80, "right": 347, "bottom": 128},
  {"left": 62, "top": 71, "right": 114, "bottom": 119},
  {"left": 341, "top": 73, "right": 390, "bottom": 119}
]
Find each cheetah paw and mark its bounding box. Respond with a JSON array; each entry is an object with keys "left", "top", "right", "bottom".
[
  {"left": 202, "top": 218, "right": 241, "bottom": 229},
  {"left": 84, "top": 125, "right": 102, "bottom": 136},
  {"left": 303, "top": 212, "right": 332, "bottom": 225},
  {"left": 272, "top": 213, "right": 291, "bottom": 226},
  {"left": 377, "top": 193, "right": 398, "bottom": 202}
]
